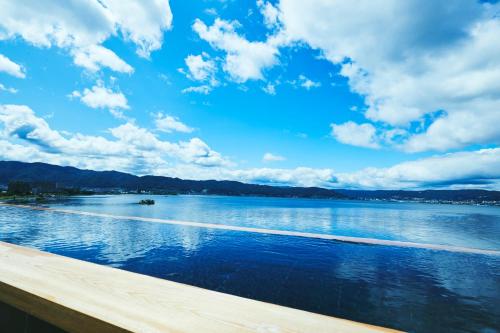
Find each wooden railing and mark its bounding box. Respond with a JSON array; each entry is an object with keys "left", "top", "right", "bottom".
[{"left": 0, "top": 241, "right": 401, "bottom": 333}]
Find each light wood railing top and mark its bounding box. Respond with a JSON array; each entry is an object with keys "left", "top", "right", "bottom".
[{"left": 0, "top": 241, "right": 402, "bottom": 333}]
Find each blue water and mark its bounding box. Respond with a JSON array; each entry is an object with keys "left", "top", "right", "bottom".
[{"left": 1, "top": 195, "right": 499, "bottom": 332}]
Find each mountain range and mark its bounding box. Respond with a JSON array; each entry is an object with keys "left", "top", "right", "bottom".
[
  {"left": 1, "top": 161, "right": 499, "bottom": 203},
  {"left": 0, "top": 161, "right": 344, "bottom": 198}
]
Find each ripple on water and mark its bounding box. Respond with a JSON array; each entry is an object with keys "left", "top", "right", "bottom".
[{"left": 0, "top": 198, "right": 499, "bottom": 333}]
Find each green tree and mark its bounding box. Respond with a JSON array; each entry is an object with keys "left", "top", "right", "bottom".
[{"left": 7, "top": 181, "right": 31, "bottom": 195}]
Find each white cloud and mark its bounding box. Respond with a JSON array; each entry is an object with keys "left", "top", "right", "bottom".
[
  {"left": 72, "top": 45, "right": 134, "bottom": 73},
  {"left": 330, "top": 121, "right": 380, "bottom": 149},
  {"left": 158, "top": 73, "right": 172, "bottom": 85},
  {"left": 0, "top": 54, "right": 25, "bottom": 78},
  {"left": 182, "top": 149, "right": 500, "bottom": 190},
  {"left": 287, "top": 75, "right": 321, "bottom": 90},
  {"left": 177, "top": 138, "right": 230, "bottom": 167},
  {"left": 0, "top": 0, "right": 172, "bottom": 72},
  {"left": 0, "top": 105, "right": 77, "bottom": 154},
  {"left": 263, "top": 152, "right": 285, "bottom": 162},
  {"left": 0, "top": 104, "right": 229, "bottom": 174},
  {"left": 184, "top": 53, "right": 216, "bottom": 81},
  {"left": 185, "top": 54, "right": 215, "bottom": 81},
  {"left": 155, "top": 113, "right": 194, "bottom": 133},
  {"left": 204, "top": 8, "right": 218, "bottom": 16},
  {"left": 100, "top": 0, "right": 173, "bottom": 58},
  {"left": 193, "top": 18, "right": 280, "bottom": 82},
  {"left": 70, "top": 82, "right": 129, "bottom": 117},
  {"left": 181, "top": 85, "right": 212, "bottom": 95},
  {"left": 336, "top": 148, "right": 500, "bottom": 190},
  {"left": 0, "top": 83, "right": 17, "bottom": 94},
  {"left": 225, "top": 167, "right": 336, "bottom": 188},
  {"left": 275, "top": 0, "right": 500, "bottom": 152},
  {"left": 0, "top": 1, "right": 112, "bottom": 48},
  {"left": 257, "top": 0, "right": 279, "bottom": 29},
  {"left": 1, "top": 104, "right": 500, "bottom": 189},
  {"left": 298, "top": 75, "right": 320, "bottom": 90},
  {"left": 158, "top": 165, "right": 338, "bottom": 188},
  {"left": 403, "top": 107, "right": 500, "bottom": 152},
  {"left": 262, "top": 82, "right": 276, "bottom": 95}
]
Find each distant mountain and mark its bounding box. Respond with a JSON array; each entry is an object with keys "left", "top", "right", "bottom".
[
  {"left": 1, "top": 161, "right": 499, "bottom": 203},
  {"left": 0, "top": 161, "right": 344, "bottom": 199}
]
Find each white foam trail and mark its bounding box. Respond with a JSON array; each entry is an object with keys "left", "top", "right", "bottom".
[{"left": 2, "top": 203, "right": 500, "bottom": 256}]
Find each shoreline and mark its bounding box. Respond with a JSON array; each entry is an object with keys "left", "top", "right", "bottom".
[{"left": 1, "top": 192, "right": 499, "bottom": 207}]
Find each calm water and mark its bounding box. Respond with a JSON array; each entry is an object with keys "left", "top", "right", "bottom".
[{"left": 1, "top": 195, "right": 499, "bottom": 332}]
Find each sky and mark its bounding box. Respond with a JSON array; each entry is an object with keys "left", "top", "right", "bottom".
[{"left": 0, "top": 0, "right": 499, "bottom": 190}]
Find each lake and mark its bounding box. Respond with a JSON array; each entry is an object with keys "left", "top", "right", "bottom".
[{"left": 1, "top": 195, "right": 499, "bottom": 332}]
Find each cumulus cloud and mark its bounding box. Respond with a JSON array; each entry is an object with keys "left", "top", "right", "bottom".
[
  {"left": 275, "top": 0, "right": 500, "bottom": 152},
  {"left": 0, "top": 54, "right": 25, "bottom": 78},
  {"left": 70, "top": 82, "right": 129, "bottom": 118},
  {"left": 1, "top": 104, "right": 500, "bottom": 189},
  {"left": 181, "top": 85, "right": 212, "bottom": 95},
  {"left": 177, "top": 138, "right": 230, "bottom": 167},
  {"left": 263, "top": 152, "right": 285, "bottom": 162},
  {"left": 191, "top": 2, "right": 500, "bottom": 152},
  {"left": 0, "top": 83, "right": 17, "bottom": 94},
  {"left": 330, "top": 121, "right": 380, "bottom": 149},
  {"left": 72, "top": 45, "right": 134, "bottom": 73},
  {"left": 0, "top": 0, "right": 172, "bottom": 72},
  {"left": 184, "top": 53, "right": 217, "bottom": 82},
  {"left": 226, "top": 167, "right": 336, "bottom": 188},
  {"left": 403, "top": 107, "right": 500, "bottom": 153},
  {"left": 262, "top": 153, "right": 286, "bottom": 162},
  {"left": 262, "top": 82, "right": 276, "bottom": 95},
  {"left": 199, "top": 149, "right": 500, "bottom": 190},
  {"left": 180, "top": 52, "right": 219, "bottom": 93},
  {"left": 159, "top": 166, "right": 338, "bottom": 188},
  {"left": 193, "top": 18, "right": 280, "bottom": 82},
  {"left": 257, "top": 0, "right": 279, "bottom": 29},
  {"left": 204, "top": 8, "right": 218, "bottom": 16},
  {"left": 0, "top": 104, "right": 229, "bottom": 174},
  {"left": 336, "top": 148, "right": 500, "bottom": 190},
  {"left": 291, "top": 74, "right": 320, "bottom": 90},
  {"left": 155, "top": 113, "right": 194, "bottom": 133},
  {"left": 101, "top": 0, "right": 173, "bottom": 59}
]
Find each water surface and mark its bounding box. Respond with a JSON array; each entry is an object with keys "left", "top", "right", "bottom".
[
  {"left": 0, "top": 195, "right": 499, "bottom": 332},
  {"left": 52, "top": 195, "right": 500, "bottom": 250}
]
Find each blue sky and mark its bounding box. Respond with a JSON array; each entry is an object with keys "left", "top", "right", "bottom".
[{"left": 0, "top": 0, "right": 499, "bottom": 189}]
